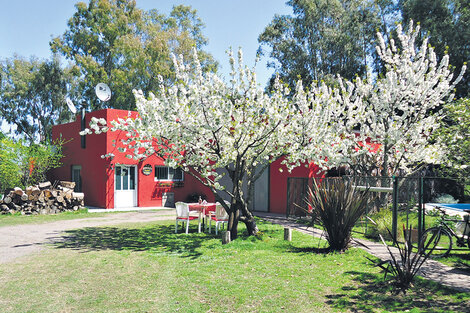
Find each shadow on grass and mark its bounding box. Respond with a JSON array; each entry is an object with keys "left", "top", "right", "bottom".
[
  {"left": 325, "top": 271, "right": 467, "bottom": 312},
  {"left": 50, "top": 224, "right": 218, "bottom": 259},
  {"left": 287, "top": 246, "right": 331, "bottom": 254},
  {"left": 445, "top": 252, "right": 470, "bottom": 273}
]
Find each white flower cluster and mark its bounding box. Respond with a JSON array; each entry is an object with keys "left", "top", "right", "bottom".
[{"left": 100, "top": 153, "right": 115, "bottom": 159}]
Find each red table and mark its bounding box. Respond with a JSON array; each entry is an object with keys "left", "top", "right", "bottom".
[{"left": 188, "top": 202, "right": 216, "bottom": 232}]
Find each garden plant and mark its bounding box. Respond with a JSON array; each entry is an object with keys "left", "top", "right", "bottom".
[
  {"left": 370, "top": 224, "right": 437, "bottom": 294},
  {"left": 305, "top": 178, "right": 370, "bottom": 251}
]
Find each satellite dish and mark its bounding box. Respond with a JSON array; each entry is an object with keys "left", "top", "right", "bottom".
[
  {"left": 95, "top": 83, "right": 112, "bottom": 102},
  {"left": 65, "top": 97, "right": 77, "bottom": 114}
]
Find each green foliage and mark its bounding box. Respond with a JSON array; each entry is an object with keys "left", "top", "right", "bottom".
[
  {"left": 305, "top": 178, "right": 370, "bottom": 251},
  {"left": 365, "top": 209, "right": 421, "bottom": 241},
  {"left": 258, "top": 0, "right": 393, "bottom": 90},
  {"left": 0, "top": 55, "right": 77, "bottom": 142},
  {"left": 433, "top": 98, "right": 470, "bottom": 187},
  {"left": 365, "top": 208, "right": 394, "bottom": 239},
  {"left": 50, "top": 0, "right": 217, "bottom": 111},
  {"left": 0, "top": 137, "right": 25, "bottom": 191},
  {"left": 433, "top": 193, "right": 459, "bottom": 204},
  {"left": 399, "top": 0, "right": 470, "bottom": 97},
  {"left": 0, "top": 137, "right": 63, "bottom": 193}
]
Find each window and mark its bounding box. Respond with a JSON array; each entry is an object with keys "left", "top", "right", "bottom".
[
  {"left": 155, "top": 166, "right": 184, "bottom": 181},
  {"left": 71, "top": 165, "right": 82, "bottom": 192},
  {"left": 115, "top": 165, "right": 136, "bottom": 191}
]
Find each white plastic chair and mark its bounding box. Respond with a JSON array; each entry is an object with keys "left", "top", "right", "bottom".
[
  {"left": 175, "top": 202, "right": 201, "bottom": 234},
  {"left": 209, "top": 202, "right": 229, "bottom": 235}
]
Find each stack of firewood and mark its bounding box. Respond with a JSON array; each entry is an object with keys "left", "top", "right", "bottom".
[{"left": 0, "top": 181, "right": 85, "bottom": 215}]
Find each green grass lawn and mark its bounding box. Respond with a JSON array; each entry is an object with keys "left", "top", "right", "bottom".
[
  {"left": 0, "top": 219, "right": 468, "bottom": 312},
  {"left": 0, "top": 208, "right": 105, "bottom": 227},
  {"left": 0, "top": 208, "right": 170, "bottom": 227}
]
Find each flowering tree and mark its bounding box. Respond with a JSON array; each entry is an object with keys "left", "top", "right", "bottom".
[
  {"left": 342, "top": 22, "right": 466, "bottom": 176},
  {"left": 85, "top": 50, "right": 289, "bottom": 238},
  {"left": 84, "top": 47, "right": 359, "bottom": 238},
  {"left": 83, "top": 21, "right": 465, "bottom": 239}
]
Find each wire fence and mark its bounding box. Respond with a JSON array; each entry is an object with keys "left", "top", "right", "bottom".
[{"left": 286, "top": 175, "right": 469, "bottom": 242}]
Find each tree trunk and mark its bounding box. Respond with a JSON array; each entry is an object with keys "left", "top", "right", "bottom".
[
  {"left": 239, "top": 204, "right": 259, "bottom": 236},
  {"left": 227, "top": 207, "right": 240, "bottom": 240}
]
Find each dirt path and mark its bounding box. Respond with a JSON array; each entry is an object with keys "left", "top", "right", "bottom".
[{"left": 0, "top": 210, "right": 175, "bottom": 264}]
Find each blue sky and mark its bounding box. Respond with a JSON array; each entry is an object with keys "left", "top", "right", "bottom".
[{"left": 0, "top": 0, "right": 292, "bottom": 86}]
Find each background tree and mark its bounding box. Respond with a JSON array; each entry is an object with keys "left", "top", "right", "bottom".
[
  {"left": 50, "top": 0, "right": 217, "bottom": 111},
  {"left": 399, "top": 0, "right": 470, "bottom": 97},
  {"left": 0, "top": 137, "right": 63, "bottom": 193},
  {"left": 258, "top": 0, "right": 388, "bottom": 90},
  {"left": 0, "top": 55, "right": 77, "bottom": 142},
  {"left": 433, "top": 98, "right": 470, "bottom": 192}
]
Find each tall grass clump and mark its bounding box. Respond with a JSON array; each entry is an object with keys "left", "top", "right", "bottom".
[
  {"left": 305, "top": 178, "right": 370, "bottom": 251},
  {"left": 370, "top": 224, "right": 436, "bottom": 294}
]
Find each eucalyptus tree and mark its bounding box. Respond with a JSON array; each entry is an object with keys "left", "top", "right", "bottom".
[
  {"left": 50, "top": 0, "right": 216, "bottom": 111},
  {"left": 258, "top": 0, "right": 391, "bottom": 90},
  {"left": 399, "top": 0, "right": 470, "bottom": 97},
  {"left": 0, "top": 55, "right": 77, "bottom": 142}
]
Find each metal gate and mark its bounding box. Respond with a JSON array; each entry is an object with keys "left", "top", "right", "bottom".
[{"left": 286, "top": 177, "right": 309, "bottom": 217}]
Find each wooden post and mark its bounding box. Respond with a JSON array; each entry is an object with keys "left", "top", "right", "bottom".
[
  {"left": 221, "top": 231, "right": 231, "bottom": 244},
  {"left": 284, "top": 227, "right": 292, "bottom": 241}
]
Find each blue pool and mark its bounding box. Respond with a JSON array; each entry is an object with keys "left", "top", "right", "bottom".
[{"left": 427, "top": 203, "right": 470, "bottom": 212}]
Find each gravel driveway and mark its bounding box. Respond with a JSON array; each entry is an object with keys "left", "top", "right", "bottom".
[{"left": 0, "top": 210, "right": 175, "bottom": 264}]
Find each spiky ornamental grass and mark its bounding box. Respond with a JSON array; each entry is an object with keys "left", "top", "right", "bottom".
[
  {"left": 370, "top": 224, "right": 437, "bottom": 294},
  {"left": 306, "top": 178, "right": 370, "bottom": 251}
]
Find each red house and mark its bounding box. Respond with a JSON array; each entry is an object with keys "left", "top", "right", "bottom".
[{"left": 50, "top": 109, "right": 322, "bottom": 213}]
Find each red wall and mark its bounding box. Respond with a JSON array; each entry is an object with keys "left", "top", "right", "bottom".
[
  {"left": 136, "top": 158, "right": 214, "bottom": 207},
  {"left": 51, "top": 110, "right": 108, "bottom": 208},
  {"left": 269, "top": 157, "right": 323, "bottom": 214},
  {"left": 51, "top": 109, "right": 213, "bottom": 209}
]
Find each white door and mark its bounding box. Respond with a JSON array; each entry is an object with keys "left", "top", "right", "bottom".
[{"left": 114, "top": 165, "right": 137, "bottom": 208}]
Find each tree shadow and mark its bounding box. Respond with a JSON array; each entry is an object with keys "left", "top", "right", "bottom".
[
  {"left": 446, "top": 252, "right": 470, "bottom": 273},
  {"left": 325, "top": 271, "right": 468, "bottom": 312},
  {"left": 287, "top": 246, "right": 331, "bottom": 254},
  {"left": 50, "top": 224, "right": 218, "bottom": 259}
]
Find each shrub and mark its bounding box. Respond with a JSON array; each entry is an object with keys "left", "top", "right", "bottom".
[
  {"left": 433, "top": 193, "right": 458, "bottom": 204},
  {"left": 366, "top": 209, "right": 421, "bottom": 242},
  {"left": 305, "top": 178, "right": 370, "bottom": 251},
  {"left": 184, "top": 192, "right": 207, "bottom": 203},
  {"left": 0, "top": 137, "right": 63, "bottom": 193},
  {"left": 365, "top": 208, "right": 393, "bottom": 240}
]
